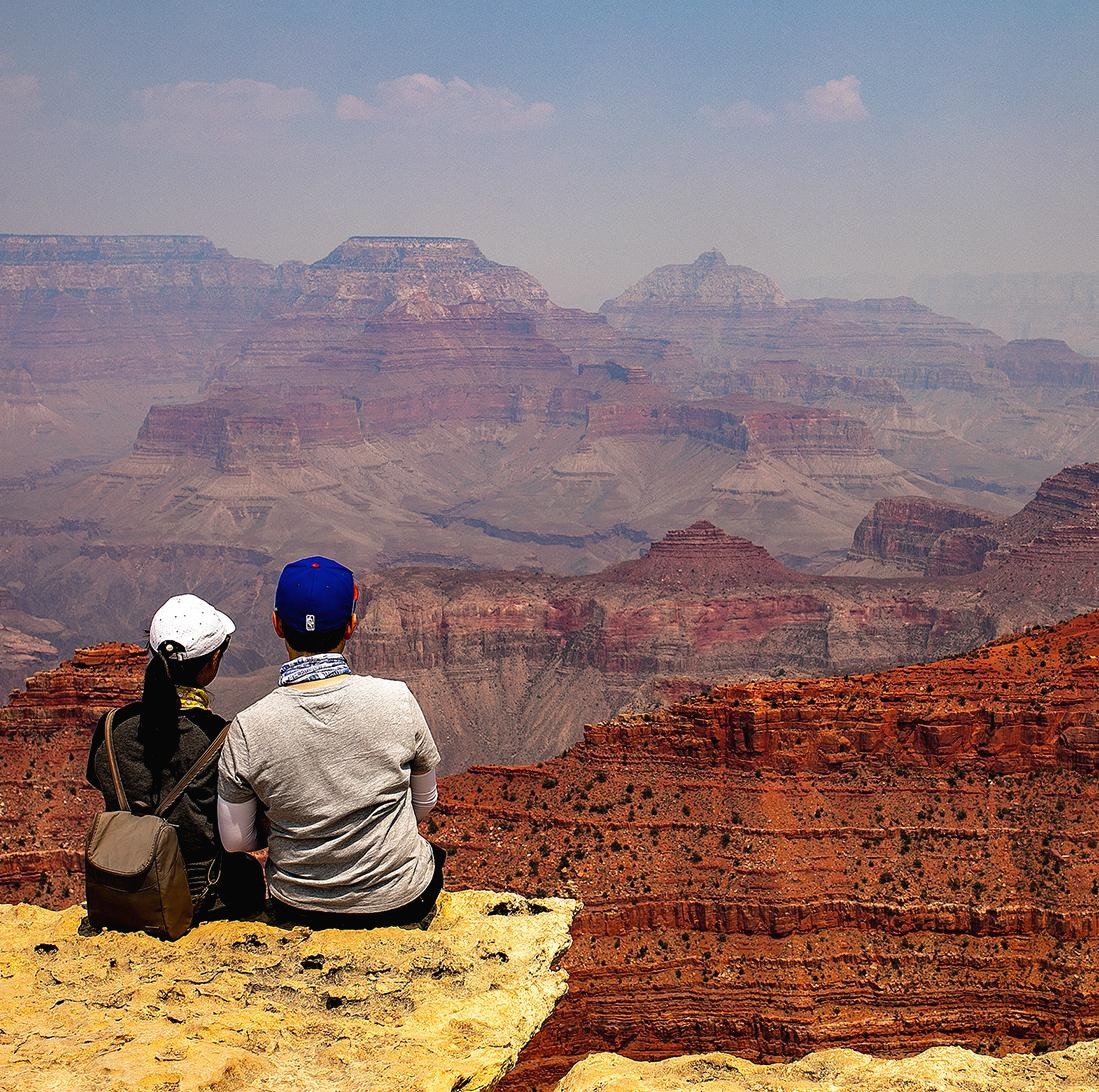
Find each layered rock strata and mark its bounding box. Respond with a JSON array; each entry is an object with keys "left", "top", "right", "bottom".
[
  {"left": 0, "top": 644, "right": 144, "bottom": 904},
  {"left": 0, "top": 890, "right": 575, "bottom": 1091},
  {"left": 351, "top": 519, "right": 1013, "bottom": 770},
  {"left": 601, "top": 252, "right": 1000, "bottom": 379},
  {"left": 351, "top": 463, "right": 1099, "bottom": 771},
  {"left": 433, "top": 612, "right": 1099, "bottom": 1087},
  {"left": 851, "top": 497, "right": 997, "bottom": 572}
]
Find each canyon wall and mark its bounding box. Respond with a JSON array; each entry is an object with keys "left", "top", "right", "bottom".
[
  {"left": 433, "top": 611, "right": 1099, "bottom": 1087},
  {"left": 0, "top": 644, "right": 144, "bottom": 905}
]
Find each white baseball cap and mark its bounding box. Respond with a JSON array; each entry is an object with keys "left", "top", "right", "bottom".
[{"left": 148, "top": 594, "right": 235, "bottom": 660}]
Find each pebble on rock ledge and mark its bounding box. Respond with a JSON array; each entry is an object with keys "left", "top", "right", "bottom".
[{"left": 0, "top": 890, "right": 575, "bottom": 1091}]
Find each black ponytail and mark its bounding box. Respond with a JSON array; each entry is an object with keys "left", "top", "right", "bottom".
[{"left": 138, "top": 641, "right": 185, "bottom": 794}]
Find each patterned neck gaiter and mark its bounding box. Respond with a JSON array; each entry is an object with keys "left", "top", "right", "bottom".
[{"left": 278, "top": 653, "right": 350, "bottom": 688}]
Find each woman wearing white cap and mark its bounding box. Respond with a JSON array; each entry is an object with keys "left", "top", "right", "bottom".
[{"left": 86, "top": 594, "right": 265, "bottom": 919}]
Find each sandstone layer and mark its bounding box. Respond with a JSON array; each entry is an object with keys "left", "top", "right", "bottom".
[
  {"left": 0, "top": 890, "right": 575, "bottom": 1091},
  {"left": 556, "top": 1042, "right": 1099, "bottom": 1091},
  {"left": 431, "top": 611, "right": 1099, "bottom": 1086}
]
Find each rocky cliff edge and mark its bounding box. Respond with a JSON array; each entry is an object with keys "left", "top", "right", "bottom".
[
  {"left": 558, "top": 1043, "right": 1099, "bottom": 1090},
  {"left": 0, "top": 890, "right": 574, "bottom": 1091}
]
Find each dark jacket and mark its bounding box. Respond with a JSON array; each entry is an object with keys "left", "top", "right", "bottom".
[{"left": 86, "top": 700, "right": 225, "bottom": 897}]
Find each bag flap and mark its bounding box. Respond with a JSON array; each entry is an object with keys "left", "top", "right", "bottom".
[{"left": 86, "top": 811, "right": 170, "bottom": 877}]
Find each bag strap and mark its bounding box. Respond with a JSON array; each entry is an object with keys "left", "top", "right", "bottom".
[
  {"left": 155, "top": 721, "right": 231, "bottom": 818},
  {"left": 102, "top": 708, "right": 129, "bottom": 812}
]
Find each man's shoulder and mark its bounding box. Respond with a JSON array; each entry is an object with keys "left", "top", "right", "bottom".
[
  {"left": 347, "top": 673, "right": 411, "bottom": 698},
  {"left": 234, "top": 688, "right": 287, "bottom": 726}
]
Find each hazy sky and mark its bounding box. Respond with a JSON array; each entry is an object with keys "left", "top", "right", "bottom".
[{"left": 2, "top": 1, "right": 1097, "bottom": 307}]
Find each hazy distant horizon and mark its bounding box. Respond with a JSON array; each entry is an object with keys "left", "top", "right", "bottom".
[{"left": 3, "top": 2, "right": 1097, "bottom": 310}]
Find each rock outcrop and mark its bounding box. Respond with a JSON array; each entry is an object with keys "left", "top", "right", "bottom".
[
  {"left": 0, "top": 890, "right": 575, "bottom": 1091},
  {"left": 851, "top": 497, "right": 997, "bottom": 572},
  {"left": 558, "top": 1042, "right": 1099, "bottom": 1091},
  {"left": 609, "top": 251, "right": 787, "bottom": 311},
  {"left": 350, "top": 519, "right": 1013, "bottom": 770},
  {"left": 986, "top": 339, "right": 1099, "bottom": 387},
  {"left": 433, "top": 611, "right": 1099, "bottom": 1086},
  {"left": 0, "top": 644, "right": 144, "bottom": 904}
]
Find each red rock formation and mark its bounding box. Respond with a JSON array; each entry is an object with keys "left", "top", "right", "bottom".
[
  {"left": 0, "top": 644, "right": 144, "bottom": 905},
  {"left": 985, "top": 339, "right": 1099, "bottom": 387},
  {"left": 433, "top": 612, "right": 1099, "bottom": 1086},
  {"left": 852, "top": 497, "right": 997, "bottom": 571},
  {"left": 350, "top": 521, "right": 999, "bottom": 771}
]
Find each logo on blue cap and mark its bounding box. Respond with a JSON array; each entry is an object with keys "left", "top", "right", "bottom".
[{"left": 275, "top": 556, "right": 357, "bottom": 634}]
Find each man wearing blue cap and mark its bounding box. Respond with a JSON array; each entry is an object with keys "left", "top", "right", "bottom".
[{"left": 216, "top": 556, "right": 444, "bottom": 927}]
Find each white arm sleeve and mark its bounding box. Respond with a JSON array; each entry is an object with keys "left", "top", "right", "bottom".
[
  {"left": 411, "top": 769, "right": 438, "bottom": 822},
  {"left": 218, "top": 794, "right": 261, "bottom": 852}
]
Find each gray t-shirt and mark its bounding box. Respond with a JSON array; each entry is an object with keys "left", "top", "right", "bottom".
[{"left": 217, "top": 674, "right": 441, "bottom": 913}]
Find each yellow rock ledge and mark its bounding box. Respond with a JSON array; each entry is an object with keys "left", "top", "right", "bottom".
[
  {"left": 556, "top": 1044, "right": 1099, "bottom": 1091},
  {"left": 0, "top": 890, "right": 575, "bottom": 1091}
]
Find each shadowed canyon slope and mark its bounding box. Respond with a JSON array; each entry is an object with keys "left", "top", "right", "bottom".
[
  {"left": 3, "top": 232, "right": 1096, "bottom": 689},
  {"left": 349, "top": 464, "right": 1099, "bottom": 771},
  {"left": 431, "top": 610, "right": 1099, "bottom": 1087}
]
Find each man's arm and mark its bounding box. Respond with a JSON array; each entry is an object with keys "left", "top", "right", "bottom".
[
  {"left": 410, "top": 769, "right": 437, "bottom": 822},
  {"left": 218, "top": 794, "right": 263, "bottom": 852}
]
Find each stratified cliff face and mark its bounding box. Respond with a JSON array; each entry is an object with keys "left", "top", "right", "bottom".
[
  {"left": 601, "top": 254, "right": 999, "bottom": 377},
  {"left": 0, "top": 644, "right": 144, "bottom": 905},
  {"left": 852, "top": 497, "right": 996, "bottom": 572},
  {"left": 599, "top": 253, "right": 1099, "bottom": 510},
  {"left": 986, "top": 339, "right": 1099, "bottom": 387},
  {"left": 850, "top": 464, "right": 1099, "bottom": 589},
  {"left": 350, "top": 520, "right": 995, "bottom": 772},
  {"left": 0, "top": 233, "right": 290, "bottom": 384},
  {"left": 433, "top": 612, "right": 1099, "bottom": 1087},
  {"left": 0, "top": 233, "right": 298, "bottom": 480},
  {"left": 610, "top": 251, "right": 787, "bottom": 311}
]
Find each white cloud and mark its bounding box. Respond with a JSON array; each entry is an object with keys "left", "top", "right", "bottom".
[
  {"left": 335, "top": 93, "right": 382, "bottom": 122},
  {"left": 134, "top": 78, "right": 320, "bottom": 143},
  {"left": 0, "top": 73, "right": 41, "bottom": 125},
  {"left": 699, "top": 99, "right": 775, "bottom": 130},
  {"left": 796, "top": 74, "right": 869, "bottom": 122},
  {"left": 336, "top": 72, "right": 555, "bottom": 132}
]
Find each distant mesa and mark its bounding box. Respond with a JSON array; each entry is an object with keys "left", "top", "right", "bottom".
[
  {"left": 611, "top": 519, "right": 794, "bottom": 585},
  {"left": 0, "top": 233, "right": 227, "bottom": 263},
  {"left": 603, "top": 250, "right": 788, "bottom": 311},
  {"left": 986, "top": 338, "right": 1099, "bottom": 387},
  {"left": 312, "top": 235, "right": 489, "bottom": 269}
]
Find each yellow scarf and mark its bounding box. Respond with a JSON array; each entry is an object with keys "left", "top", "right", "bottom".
[{"left": 176, "top": 686, "right": 211, "bottom": 712}]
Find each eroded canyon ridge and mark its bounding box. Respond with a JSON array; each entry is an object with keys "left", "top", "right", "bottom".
[
  {"left": 4, "top": 614, "right": 1099, "bottom": 1086},
  {"left": 1, "top": 233, "right": 1098, "bottom": 764},
  {"left": 434, "top": 610, "right": 1099, "bottom": 1086}
]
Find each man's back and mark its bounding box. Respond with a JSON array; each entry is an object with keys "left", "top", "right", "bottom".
[{"left": 218, "top": 673, "right": 440, "bottom": 914}]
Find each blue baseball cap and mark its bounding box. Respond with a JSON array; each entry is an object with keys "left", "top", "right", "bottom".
[{"left": 275, "top": 556, "right": 357, "bottom": 634}]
